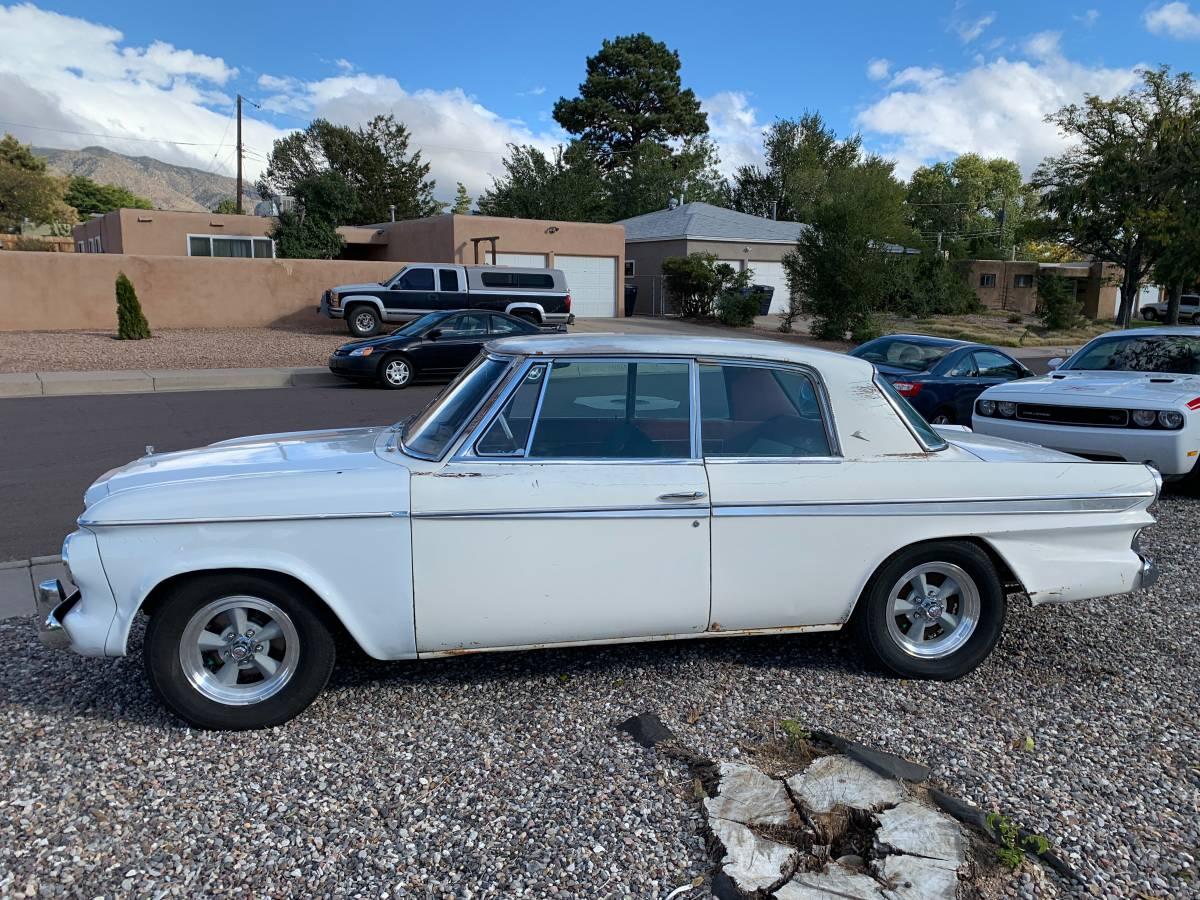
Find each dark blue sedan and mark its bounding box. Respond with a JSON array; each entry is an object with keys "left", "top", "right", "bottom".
[{"left": 849, "top": 334, "right": 1032, "bottom": 424}]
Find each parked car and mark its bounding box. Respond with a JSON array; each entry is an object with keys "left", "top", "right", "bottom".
[
  {"left": 39, "top": 335, "right": 1159, "bottom": 729},
  {"left": 850, "top": 334, "right": 1032, "bottom": 424},
  {"left": 329, "top": 309, "right": 546, "bottom": 389},
  {"left": 1141, "top": 293, "right": 1200, "bottom": 323},
  {"left": 319, "top": 263, "right": 574, "bottom": 336},
  {"left": 972, "top": 328, "right": 1200, "bottom": 485}
]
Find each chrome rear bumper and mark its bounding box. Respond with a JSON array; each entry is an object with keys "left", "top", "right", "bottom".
[
  {"left": 1133, "top": 554, "right": 1159, "bottom": 591},
  {"left": 36, "top": 579, "right": 79, "bottom": 650}
]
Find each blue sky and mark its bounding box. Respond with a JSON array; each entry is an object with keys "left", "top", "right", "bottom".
[{"left": 0, "top": 1, "right": 1197, "bottom": 201}]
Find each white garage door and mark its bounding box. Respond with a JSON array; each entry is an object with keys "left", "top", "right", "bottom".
[
  {"left": 487, "top": 252, "right": 548, "bottom": 267},
  {"left": 745, "top": 261, "right": 792, "bottom": 315},
  {"left": 555, "top": 255, "right": 617, "bottom": 318}
]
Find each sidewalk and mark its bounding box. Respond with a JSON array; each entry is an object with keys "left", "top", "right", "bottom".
[{"left": 0, "top": 366, "right": 339, "bottom": 398}]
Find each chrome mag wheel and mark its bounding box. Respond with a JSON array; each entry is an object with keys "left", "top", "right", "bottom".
[
  {"left": 179, "top": 596, "right": 300, "bottom": 706},
  {"left": 384, "top": 359, "right": 411, "bottom": 386},
  {"left": 354, "top": 311, "right": 376, "bottom": 333},
  {"left": 885, "top": 562, "right": 980, "bottom": 659}
]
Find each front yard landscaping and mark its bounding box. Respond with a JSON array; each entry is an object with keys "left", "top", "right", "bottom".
[{"left": 882, "top": 310, "right": 1151, "bottom": 348}]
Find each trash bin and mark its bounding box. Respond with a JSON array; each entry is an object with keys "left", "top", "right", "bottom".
[
  {"left": 750, "top": 284, "right": 774, "bottom": 316},
  {"left": 624, "top": 283, "right": 639, "bottom": 317}
]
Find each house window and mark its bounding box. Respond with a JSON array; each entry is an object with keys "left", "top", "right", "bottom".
[
  {"left": 624, "top": 259, "right": 636, "bottom": 277},
  {"left": 979, "top": 273, "right": 997, "bottom": 288},
  {"left": 187, "top": 234, "right": 274, "bottom": 258},
  {"left": 1014, "top": 274, "right": 1034, "bottom": 288}
]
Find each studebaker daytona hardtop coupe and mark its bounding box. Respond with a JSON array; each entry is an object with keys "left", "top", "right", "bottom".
[{"left": 39, "top": 335, "right": 1160, "bottom": 730}]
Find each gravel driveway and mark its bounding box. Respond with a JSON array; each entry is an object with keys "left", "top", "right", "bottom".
[{"left": 0, "top": 494, "right": 1196, "bottom": 898}]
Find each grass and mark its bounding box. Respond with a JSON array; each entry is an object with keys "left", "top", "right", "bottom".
[{"left": 885, "top": 310, "right": 1134, "bottom": 347}]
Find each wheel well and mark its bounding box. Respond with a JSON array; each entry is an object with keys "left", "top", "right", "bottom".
[
  {"left": 139, "top": 568, "right": 359, "bottom": 651},
  {"left": 848, "top": 536, "right": 1025, "bottom": 623}
]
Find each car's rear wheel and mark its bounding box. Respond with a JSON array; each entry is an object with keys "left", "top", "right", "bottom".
[
  {"left": 347, "top": 305, "right": 381, "bottom": 337},
  {"left": 929, "top": 408, "right": 954, "bottom": 425},
  {"left": 1142, "top": 308, "right": 1158, "bottom": 321},
  {"left": 378, "top": 355, "right": 414, "bottom": 389},
  {"left": 144, "top": 574, "right": 335, "bottom": 730},
  {"left": 511, "top": 309, "right": 541, "bottom": 327},
  {"left": 854, "top": 541, "right": 1006, "bottom": 680},
  {"left": 1192, "top": 312, "right": 1200, "bottom": 326}
]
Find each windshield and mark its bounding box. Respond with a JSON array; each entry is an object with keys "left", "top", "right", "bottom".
[
  {"left": 401, "top": 356, "right": 511, "bottom": 458},
  {"left": 1064, "top": 334, "right": 1200, "bottom": 375},
  {"left": 389, "top": 312, "right": 443, "bottom": 336},
  {"left": 876, "top": 375, "right": 948, "bottom": 451},
  {"left": 851, "top": 337, "right": 953, "bottom": 373}
]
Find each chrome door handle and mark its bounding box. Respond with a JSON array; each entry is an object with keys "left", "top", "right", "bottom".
[{"left": 657, "top": 491, "right": 707, "bottom": 502}]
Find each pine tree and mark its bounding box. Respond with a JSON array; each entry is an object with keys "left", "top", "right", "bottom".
[{"left": 115, "top": 272, "right": 151, "bottom": 340}]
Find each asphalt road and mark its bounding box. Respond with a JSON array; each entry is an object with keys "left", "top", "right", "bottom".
[{"left": 0, "top": 383, "right": 441, "bottom": 562}]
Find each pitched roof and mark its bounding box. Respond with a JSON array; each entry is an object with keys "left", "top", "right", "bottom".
[{"left": 616, "top": 202, "right": 807, "bottom": 244}]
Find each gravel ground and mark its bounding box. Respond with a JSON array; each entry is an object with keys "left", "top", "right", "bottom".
[{"left": 0, "top": 494, "right": 1196, "bottom": 898}]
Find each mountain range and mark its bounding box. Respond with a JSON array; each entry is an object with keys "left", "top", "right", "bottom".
[{"left": 33, "top": 146, "right": 259, "bottom": 213}]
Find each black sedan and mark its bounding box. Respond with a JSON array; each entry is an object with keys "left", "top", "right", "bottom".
[
  {"left": 849, "top": 334, "right": 1032, "bottom": 424},
  {"left": 329, "top": 309, "right": 544, "bottom": 389}
]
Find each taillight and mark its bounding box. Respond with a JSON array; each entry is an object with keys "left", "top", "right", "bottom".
[
  {"left": 564, "top": 292, "right": 572, "bottom": 312},
  {"left": 893, "top": 381, "right": 922, "bottom": 397}
]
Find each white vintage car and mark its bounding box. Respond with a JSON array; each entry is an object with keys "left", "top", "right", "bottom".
[
  {"left": 38, "top": 335, "right": 1160, "bottom": 730},
  {"left": 973, "top": 328, "right": 1200, "bottom": 485}
]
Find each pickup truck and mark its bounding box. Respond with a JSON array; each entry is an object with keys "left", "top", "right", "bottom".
[
  {"left": 319, "top": 263, "right": 574, "bottom": 336},
  {"left": 1141, "top": 293, "right": 1200, "bottom": 324}
]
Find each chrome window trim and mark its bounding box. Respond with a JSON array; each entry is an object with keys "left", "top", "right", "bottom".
[
  {"left": 401, "top": 354, "right": 519, "bottom": 462},
  {"left": 695, "top": 357, "right": 843, "bottom": 459},
  {"left": 874, "top": 371, "right": 948, "bottom": 452}
]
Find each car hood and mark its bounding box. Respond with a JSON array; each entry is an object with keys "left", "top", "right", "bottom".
[
  {"left": 333, "top": 282, "right": 387, "bottom": 293},
  {"left": 981, "top": 371, "right": 1200, "bottom": 406},
  {"left": 336, "top": 332, "right": 417, "bottom": 352},
  {"left": 83, "top": 426, "right": 394, "bottom": 509}
]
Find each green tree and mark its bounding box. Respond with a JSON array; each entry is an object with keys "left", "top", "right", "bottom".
[
  {"left": 270, "top": 171, "right": 357, "bottom": 259},
  {"left": 1032, "top": 66, "right": 1199, "bottom": 326},
  {"left": 451, "top": 182, "right": 472, "bottom": 215},
  {"left": 64, "top": 176, "right": 152, "bottom": 217},
  {"left": 907, "top": 153, "right": 1036, "bottom": 258},
  {"left": 115, "top": 272, "right": 151, "bottom": 340},
  {"left": 212, "top": 198, "right": 240, "bottom": 214},
  {"left": 477, "top": 144, "right": 608, "bottom": 222},
  {"left": 0, "top": 134, "right": 76, "bottom": 231},
  {"left": 259, "top": 115, "right": 439, "bottom": 226},
  {"left": 729, "top": 113, "right": 862, "bottom": 223},
  {"left": 553, "top": 33, "right": 708, "bottom": 172},
  {"left": 1036, "top": 271, "right": 1083, "bottom": 330},
  {"left": 1149, "top": 89, "right": 1200, "bottom": 325},
  {"left": 606, "top": 138, "right": 727, "bottom": 220}
]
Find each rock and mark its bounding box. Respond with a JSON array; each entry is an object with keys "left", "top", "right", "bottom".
[
  {"left": 776, "top": 865, "right": 882, "bottom": 899},
  {"left": 704, "top": 763, "right": 798, "bottom": 827},
  {"left": 873, "top": 801, "right": 968, "bottom": 870},
  {"left": 616, "top": 712, "right": 674, "bottom": 748},
  {"left": 836, "top": 853, "right": 866, "bottom": 871},
  {"left": 707, "top": 817, "right": 797, "bottom": 894},
  {"left": 786, "top": 755, "right": 906, "bottom": 815},
  {"left": 876, "top": 854, "right": 960, "bottom": 900}
]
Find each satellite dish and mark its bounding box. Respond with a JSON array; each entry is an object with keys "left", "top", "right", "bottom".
[{"left": 667, "top": 197, "right": 679, "bottom": 210}]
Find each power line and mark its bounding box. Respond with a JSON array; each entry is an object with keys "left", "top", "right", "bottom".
[{"left": 0, "top": 119, "right": 231, "bottom": 147}]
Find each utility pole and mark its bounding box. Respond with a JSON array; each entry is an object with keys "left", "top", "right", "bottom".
[{"left": 235, "top": 94, "right": 243, "bottom": 215}]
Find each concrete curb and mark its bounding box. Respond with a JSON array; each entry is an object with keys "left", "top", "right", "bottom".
[
  {"left": 0, "top": 555, "right": 65, "bottom": 620},
  {"left": 0, "top": 367, "right": 341, "bottom": 399}
]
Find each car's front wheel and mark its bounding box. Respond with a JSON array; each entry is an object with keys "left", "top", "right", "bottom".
[
  {"left": 854, "top": 541, "right": 1006, "bottom": 680},
  {"left": 347, "top": 305, "right": 381, "bottom": 337},
  {"left": 378, "top": 355, "right": 415, "bottom": 389},
  {"left": 1191, "top": 312, "right": 1200, "bottom": 326},
  {"left": 144, "top": 574, "right": 336, "bottom": 730},
  {"left": 1142, "top": 308, "right": 1158, "bottom": 321}
]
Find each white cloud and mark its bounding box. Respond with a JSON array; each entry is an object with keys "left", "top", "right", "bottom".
[
  {"left": 700, "top": 90, "right": 766, "bottom": 176},
  {"left": 1075, "top": 9, "right": 1100, "bottom": 28},
  {"left": 1144, "top": 2, "right": 1200, "bottom": 38},
  {"left": 952, "top": 10, "right": 996, "bottom": 43},
  {"left": 866, "top": 58, "right": 891, "bottom": 81},
  {"left": 334, "top": 58, "right": 354, "bottom": 71},
  {"left": 518, "top": 85, "right": 547, "bottom": 97},
  {"left": 857, "top": 43, "right": 1142, "bottom": 179}
]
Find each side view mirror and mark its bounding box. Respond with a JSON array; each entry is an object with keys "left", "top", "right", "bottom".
[
  {"left": 1047, "top": 357, "right": 1063, "bottom": 370},
  {"left": 427, "top": 329, "right": 442, "bottom": 340}
]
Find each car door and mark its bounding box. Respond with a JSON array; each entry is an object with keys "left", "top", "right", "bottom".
[
  {"left": 700, "top": 359, "right": 846, "bottom": 630},
  {"left": 408, "top": 357, "right": 710, "bottom": 653},
  {"left": 385, "top": 266, "right": 438, "bottom": 318},
  {"left": 962, "top": 349, "right": 1028, "bottom": 422},
  {"left": 422, "top": 312, "right": 490, "bottom": 374}
]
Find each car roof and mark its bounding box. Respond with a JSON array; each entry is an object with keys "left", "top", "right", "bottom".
[
  {"left": 1093, "top": 326, "right": 1200, "bottom": 338},
  {"left": 485, "top": 333, "right": 875, "bottom": 375},
  {"left": 861, "top": 333, "right": 972, "bottom": 348}
]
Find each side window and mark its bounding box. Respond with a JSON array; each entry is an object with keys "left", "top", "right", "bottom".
[
  {"left": 1183, "top": 295, "right": 1200, "bottom": 309},
  {"left": 517, "top": 273, "right": 555, "bottom": 289},
  {"left": 973, "top": 350, "right": 1022, "bottom": 379},
  {"left": 476, "top": 365, "right": 547, "bottom": 456},
  {"left": 979, "top": 273, "right": 997, "bottom": 288},
  {"left": 395, "top": 268, "right": 435, "bottom": 291},
  {"left": 490, "top": 315, "right": 526, "bottom": 335},
  {"left": 527, "top": 360, "right": 692, "bottom": 459},
  {"left": 438, "top": 314, "right": 489, "bottom": 338},
  {"left": 700, "top": 363, "right": 832, "bottom": 458},
  {"left": 438, "top": 269, "right": 460, "bottom": 292},
  {"left": 481, "top": 272, "right": 516, "bottom": 288},
  {"left": 946, "top": 354, "right": 977, "bottom": 377}
]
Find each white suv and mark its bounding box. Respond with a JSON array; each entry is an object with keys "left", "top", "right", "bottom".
[{"left": 1142, "top": 294, "right": 1200, "bottom": 324}]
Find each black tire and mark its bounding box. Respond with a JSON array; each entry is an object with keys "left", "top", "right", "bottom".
[
  {"left": 511, "top": 310, "right": 541, "bottom": 327},
  {"left": 346, "top": 305, "right": 381, "bottom": 337},
  {"left": 377, "top": 354, "right": 415, "bottom": 389},
  {"left": 854, "top": 541, "right": 1006, "bottom": 680},
  {"left": 929, "top": 408, "right": 955, "bottom": 426},
  {"left": 143, "top": 573, "right": 336, "bottom": 730},
  {"left": 1142, "top": 308, "right": 1158, "bottom": 321},
  {"left": 1192, "top": 312, "right": 1200, "bottom": 326}
]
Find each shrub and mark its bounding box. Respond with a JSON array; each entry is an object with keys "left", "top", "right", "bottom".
[
  {"left": 851, "top": 315, "right": 884, "bottom": 343},
  {"left": 663, "top": 253, "right": 750, "bottom": 319},
  {"left": 11, "top": 237, "right": 57, "bottom": 251},
  {"left": 115, "top": 272, "right": 151, "bottom": 340},
  {"left": 882, "top": 253, "right": 982, "bottom": 318},
  {"left": 1036, "top": 271, "right": 1083, "bottom": 330},
  {"left": 1007, "top": 312, "right": 1023, "bottom": 324},
  {"left": 716, "top": 289, "right": 760, "bottom": 327}
]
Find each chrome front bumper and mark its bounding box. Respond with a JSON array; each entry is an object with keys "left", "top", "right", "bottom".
[
  {"left": 36, "top": 579, "right": 80, "bottom": 650},
  {"left": 1133, "top": 554, "right": 1159, "bottom": 591}
]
